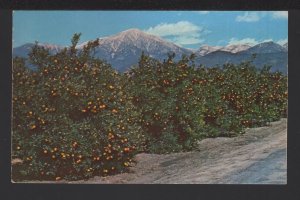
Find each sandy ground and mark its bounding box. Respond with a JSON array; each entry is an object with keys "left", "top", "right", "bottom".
[{"left": 22, "top": 118, "right": 287, "bottom": 184}]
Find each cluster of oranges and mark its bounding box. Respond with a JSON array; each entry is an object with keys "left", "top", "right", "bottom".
[
  {"left": 12, "top": 42, "right": 140, "bottom": 181},
  {"left": 127, "top": 55, "right": 287, "bottom": 152}
]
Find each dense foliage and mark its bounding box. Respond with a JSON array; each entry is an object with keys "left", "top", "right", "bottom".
[
  {"left": 12, "top": 34, "right": 287, "bottom": 181},
  {"left": 12, "top": 34, "right": 143, "bottom": 181},
  {"left": 126, "top": 54, "right": 287, "bottom": 153}
]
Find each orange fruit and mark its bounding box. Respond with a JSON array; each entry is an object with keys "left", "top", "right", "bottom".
[
  {"left": 112, "top": 109, "right": 118, "bottom": 113},
  {"left": 30, "top": 124, "right": 36, "bottom": 130},
  {"left": 76, "top": 159, "right": 81, "bottom": 164}
]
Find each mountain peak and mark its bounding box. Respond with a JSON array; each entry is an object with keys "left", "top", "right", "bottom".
[
  {"left": 222, "top": 44, "right": 251, "bottom": 53},
  {"left": 75, "top": 28, "right": 192, "bottom": 71},
  {"left": 120, "top": 28, "right": 144, "bottom": 34},
  {"left": 114, "top": 28, "right": 150, "bottom": 40},
  {"left": 197, "top": 44, "right": 251, "bottom": 55},
  {"left": 246, "top": 41, "right": 287, "bottom": 54}
]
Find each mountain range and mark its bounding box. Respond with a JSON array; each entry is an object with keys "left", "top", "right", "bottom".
[{"left": 13, "top": 29, "right": 288, "bottom": 73}]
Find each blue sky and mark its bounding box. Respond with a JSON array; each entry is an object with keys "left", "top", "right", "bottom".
[{"left": 13, "top": 11, "right": 288, "bottom": 49}]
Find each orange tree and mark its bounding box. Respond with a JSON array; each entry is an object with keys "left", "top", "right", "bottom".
[
  {"left": 125, "top": 53, "right": 207, "bottom": 153},
  {"left": 12, "top": 34, "right": 143, "bottom": 181},
  {"left": 125, "top": 54, "right": 287, "bottom": 153},
  {"left": 201, "top": 63, "right": 287, "bottom": 137}
]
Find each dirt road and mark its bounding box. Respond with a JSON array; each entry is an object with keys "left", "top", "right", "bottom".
[
  {"left": 219, "top": 148, "right": 286, "bottom": 184},
  {"left": 68, "top": 118, "right": 286, "bottom": 184}
]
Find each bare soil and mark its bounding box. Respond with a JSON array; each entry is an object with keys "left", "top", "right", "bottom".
[{"left": 24, "top": 118, "right": 287, "bottom": 184}]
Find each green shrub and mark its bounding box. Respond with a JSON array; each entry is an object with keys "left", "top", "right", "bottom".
[
  {"left": 126, "top": 54, "right": 209, "bottom": 153},
  {"left": 12, "top": 34, "right": 143, "bottom": 181}
]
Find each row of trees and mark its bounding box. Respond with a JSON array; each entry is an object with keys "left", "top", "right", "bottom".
[{"left": 12, "top": 34, "right": 287, "bottom": 181}]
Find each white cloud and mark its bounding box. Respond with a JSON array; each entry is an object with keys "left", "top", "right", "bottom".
[
  {"left": 236, "top": 11, "right": 288, "bottom": 22},
  {"left": 236, "top": 12, "right": 260, "bottom": 22},
  {"left": 272, "top": 11, "right": 288, "bottom": 19},
  {"left": 172, "top": 36, "right": 205, "bottom": 45},
  {"left": 145, "top": 21, "right": 202, "bottom": 37},
  {"left": 145, "top": 21, "right": 206, "bottom": 45},
  {"left": 277, "top": 38, "right": 288, "bottom": 45},
  {"left": 228, "top": 38, "right": 274, "bottom": 46}
]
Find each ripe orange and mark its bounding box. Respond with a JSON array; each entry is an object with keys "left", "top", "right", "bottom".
[
  {"left": 112, "top": 109, "right": 118, "bottom": 113},
  {"left": 76, "top": 159, "right": 81, "bottom": 164},
  {"left": 30, "top": 124, "right": 36, "bottom": 130}
]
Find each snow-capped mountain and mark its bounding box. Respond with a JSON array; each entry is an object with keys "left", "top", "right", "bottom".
[
  {"left": 195, "top": 41, "right": 288, "bottom": 73},
  {"left": 196, "top": 44, "right": 251, "bottom": 56},
  {"left": 220, "top": 44, "right": 252, "bottom": 53},
  {"left": 197, "top": 45, "right": 223, "bottom": 56},
  {"left": 76, "top": 29, "right": 192, "bottom": 71},
  {"left": 244, "top": 41, "right": 287, "bottom": 54},
  {"left": 13, "top": 29, "right": 288, "bottom": 73}
]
